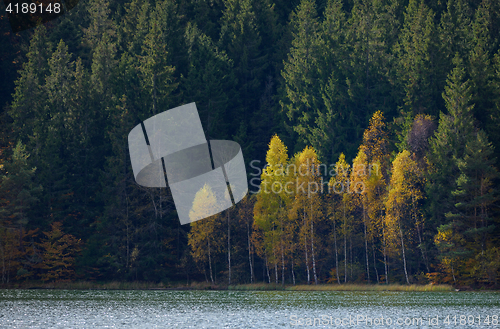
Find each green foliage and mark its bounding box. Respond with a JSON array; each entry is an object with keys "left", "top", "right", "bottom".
[
  {"left": 395, "top": 0, "right": 440, "bottom": 115},
  {"left": 0, "top": 142, "right": 42, "bottom": 227},
  {"left": 183, "top": 22, "right": 235, "bottom": 139},
  {"left": 427, "top": 55, "right": 476, "bottom": 228},
  {"left": 281, "top": 0, "right": 322, "bottom": 155}
]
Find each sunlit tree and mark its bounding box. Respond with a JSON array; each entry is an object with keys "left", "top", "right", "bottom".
[{"left": 188, "top": 184, "right": 223, "bottom": 284}]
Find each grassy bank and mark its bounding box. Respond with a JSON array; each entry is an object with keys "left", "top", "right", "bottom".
[
  {"left": 227, "top": 283, "right": 286, "bottom": 291},
  {"left": 286, "top": 284, "right": 454, "bottom": 292},
  {"left": 4, "top": 281, "right": 177, "bottom": 290},
  {"left": 226, "top": 283, "right": 453, "bottom": 292},
  {"left": 3, "top": 281, "right": 454, "bottom": 291}
]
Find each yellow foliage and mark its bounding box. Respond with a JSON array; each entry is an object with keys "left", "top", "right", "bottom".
[
  {"left": 361, "top": 110, "right": 389, "bottom": 165},
  {"left": 36, "top": 222, "right": 82, "bottom": 282},
  {"left": 189, "top": 184, "right": 222, "bottom": 222},
  {"left": 265, "top": 134, "right": 288, "bottom": 172},
  {"left": 434, "top": 228, "right": 453, "bottom": 246},
  {"left": 350, "top": 148, "right": 368, "bottom": 196},
  {"left": 253, "top": 134, "right": 294, "bottom": 275},
  {"left": 188, "top": 184, "right": 222, "bottom": 268},
  {"left": 385, "top": 150, "right": 424, "bottom": 258}
]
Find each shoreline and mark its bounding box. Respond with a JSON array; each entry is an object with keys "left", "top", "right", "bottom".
[{"left": 0, "top": 282, "right": 478, "bottom": 292}]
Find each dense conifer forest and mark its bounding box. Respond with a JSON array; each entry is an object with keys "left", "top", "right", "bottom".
[{"left": 1, "top": 0, "right": 500, "bottom": 287}]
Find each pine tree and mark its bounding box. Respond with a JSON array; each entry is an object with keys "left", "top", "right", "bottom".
[
  {"left": 427, "top": 55, "right": 480, "bottom": 283},
  {"left": 83, "top": 0, "right": 116, "bottom": 50},
  {"left": 345, "top": 0, "right": 397, "bottom": 120},
  {"left": 468, "top": 0, "right": 500, "bottom": 165},
  {"left": 96, "top": 96, "right": 137, "bottom": 279},
  {"left": 439, "top": 0, "right": 473, "bottom": 69},
  {"left": 91, "top": 33, "right": 117, "bottom": 99},
  {"left": 0, "top": 141, "right": 42, "bottom": 228},
  {"left": 152, "top": 0, "right": 186, "bottom": 72},
  {"left": 183, "top": 23, "right": 235, "bottom": 140},
  {"left": 65, "top": 34, "right": 118, "bottom": 230},
  {"left": 395, "top": 0, "right": 440, "bottom": 116},
  {"left": 446, "top": 130, "right": 499, "bottom": 282},
  {"left": 427, "top": 55, "right": 476, "bottom": 227},
  {"left": 312, "top": 0, "right": 352, "bottom": 163},
  {"left": 0, "top": 12, "right": 21, "bottom": 116},
  {"left": 281, "top": 0, "right": 323, "bottom": 155},
  {"left": 218, "top": 0, "right": 269, "bottom": 139},
  {"left": 9, "top": 26, "right": 51, "bottom": 145},
  {"left": 138, "top": 13, "right": 177, "bottom": 117},
  {"left": 185, "top": 0, "right": 225, "bottom": 42},
  {"left": 121, "top": 0, "right": 151, "bottom": 55}
]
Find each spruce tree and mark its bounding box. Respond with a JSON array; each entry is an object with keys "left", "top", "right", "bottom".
[
  {"left": 427, "top": 55, "right": 477, "bottom": 268},
  {"left": 219, "top": 0, "right": 268, "bottom": 137},
  {"left": 83, "top": 0, "right": 117, "bottom": 50},
  {"left": 469, "top": 0, "right": 500, "bottom": 166},
  {"left": 394, "top": 0, "right": 440, "bottom": 116},
  {"left": 0, "top": 142, "right": 42, "bottom": 228},
  {"left": 38, "top": 40, "right": 75, "bottom": 226},
  {"left": 446, "top": 130, "right": 499, "bottom": 281},
  {"left": 439, "top": 0, "right": 473, "bottom": 69},
  {"left": 138, "top": 12, "right": 177, "bottom": 118},
  {"left": 9, "top": 26, "right": 51, "bottom": 145},
  {"left": 183, "top": 23, "right": 235, "bottom": 140},
  {"left": 281, "top": 0, "right": 322, "bottom": 155},
  {"left": 345, "top": 0, "right": 396, "bottom": 118},
  {"left": 121, "top": 0, "right": 151, "bottom": 55},
  {"left": 312, "top": 0, "right": 352, "bottom": 163}
]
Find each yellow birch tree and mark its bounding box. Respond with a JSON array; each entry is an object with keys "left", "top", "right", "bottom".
[
  {"left": 385, "top": 150, "right": 424, "bottom": 284},
  {"left": 328, "top": 153, "right": 350, "bottom": 283},
  {"left": 188, "top": 184, "right": 223, "bottom": 285},
  {"left": 289, "top": 146, "right": 322, "bottom": 285},
  {"left": 253, "top": 134, "right": 291, "bottom": 285}
]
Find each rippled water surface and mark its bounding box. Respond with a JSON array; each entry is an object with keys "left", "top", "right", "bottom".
[{"left": 0, "top": 289, "right": 499, "bottom": 328}]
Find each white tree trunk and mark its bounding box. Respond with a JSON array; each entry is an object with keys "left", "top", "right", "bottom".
[{"left": 399, "top": 227, "right": 409, "bottom": 284}]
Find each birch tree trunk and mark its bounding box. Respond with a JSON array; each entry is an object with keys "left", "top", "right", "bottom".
[
  {"left": 303, "top": 211, "right": 310, "bottom": 284},
  {"left": 247, "top": 218, "right": 254, "bottom": 283},
  {"left": 399, "top": 227, "right": 409, "bottom": 284},
  {"left": 333, "top": 213, "right": 340, "bottom": 284},
  {"left": 363, "top": 203, "right": 370, "bottom": 283},
  {"left": 208, "top": 239, "right": 214, "bottom": 285},
  {"left": 310, "top": 204, "right": 318, "bottom": 285}
]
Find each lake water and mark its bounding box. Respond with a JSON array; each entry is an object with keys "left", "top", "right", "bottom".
[{"left": 0, "top": 289, "right": 499, "bottom": 328}]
